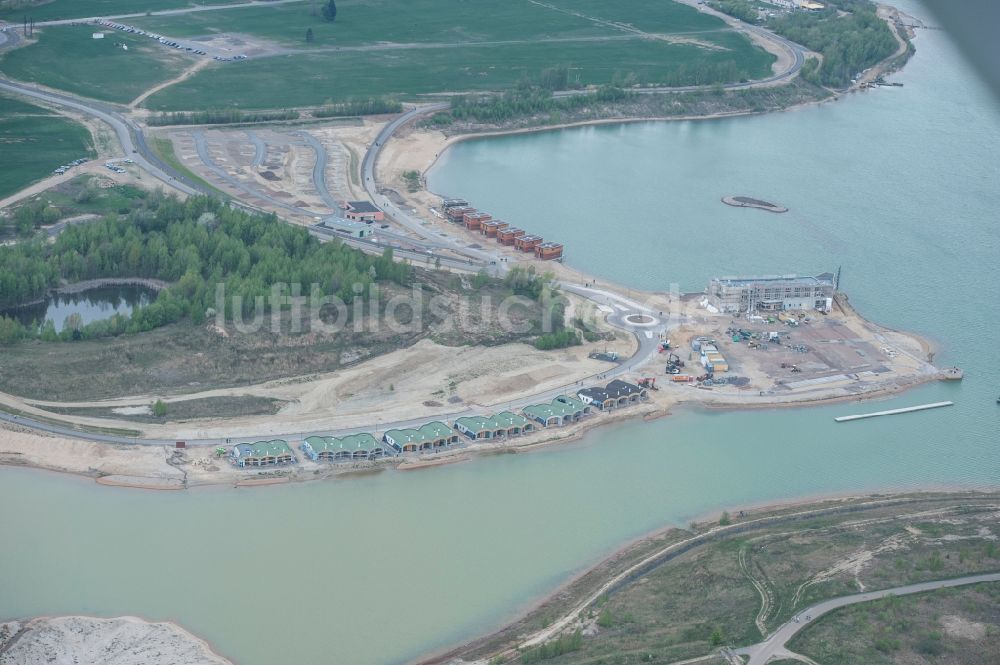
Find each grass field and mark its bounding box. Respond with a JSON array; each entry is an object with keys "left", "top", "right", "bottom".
[
  {"left": 129, "top": 0, "right": 612, "bottom": 47},
  {"left": 126, "top": 0, "right": 735, "bottom": 47},
  {"left": 126, "top": 0, "right": 773, "bottom": 109},
  {"left": 2, "top": 0, "right": 774, "bottom": 109},
  {"left": 49, "top": 395, "right": 285, "bottom": 423},
  {"left": 0, "top": 0, "right": 246, "bottom": 22},
  {"left": 0, "top": 93, "right": 93, "bottom": 200},
  {"left": 789, "top": 584, "right": 1000, "bottom": 665},
  {"left": 145, "top": 36, "right": 773, "bottom": 110},
  {"left": 0, "top": 25, "right": 192, "bottom": 104}
]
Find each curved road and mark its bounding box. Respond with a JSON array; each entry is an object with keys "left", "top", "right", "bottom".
[
  {"left": 0, "top": 77, "right": 203, "bottom": 196},
  {"left": 734, "top": 572, "right": 1000, "bottom": 665},
  {"left": 0, "top": 2, "right": 816, "bottom": 447},
  {"left": 0, "top": 298, "right": 665, "bottom": 447}
]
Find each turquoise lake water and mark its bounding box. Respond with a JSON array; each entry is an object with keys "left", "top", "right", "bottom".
[{"left": 2, "top": 2, "right": 998, "bottom": 664}]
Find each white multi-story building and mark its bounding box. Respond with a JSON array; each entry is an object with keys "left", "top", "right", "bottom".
[{"left": 707, "top": 273, "right": 836, "bottom": 314}]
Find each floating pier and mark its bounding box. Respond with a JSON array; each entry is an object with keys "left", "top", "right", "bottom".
[{"left": 834, "top": 401, "right": 954, "bottom": 422}]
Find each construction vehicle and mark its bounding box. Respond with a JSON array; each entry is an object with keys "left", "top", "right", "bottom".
[
  {"left": 666, "top": 353, "right": 685, "bottom": 375},
  {"left": 637, "top": 377, "right": 659, "bottom": 390}
]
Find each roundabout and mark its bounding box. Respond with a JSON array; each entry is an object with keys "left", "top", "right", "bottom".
[{"left": 624, "top": 314, "right": 656, "bottom": 326}]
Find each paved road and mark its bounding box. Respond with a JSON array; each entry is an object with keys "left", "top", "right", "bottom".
[
  {"left": 734, "top": 572, "right": 1000, "bottom": 665},
  {"left": 245, "top": 130, "right": 267, "bottom": 168},
  {"left": 0, "top": 61, "right": 676, "bottom": 449},
  {"left": 296, "top": 131, "right": 341, "bottom": 210},
  {"left": 29, "top": 0, "right": 306, "bottom": 27},
  {"left": 0, "top": 77, "right": 203, "bottom": 196},
  {"left": 3, "top": 5, "right": 811, "bottom": 447},
  {"left": 360, "top": 103, "right": 504, "bottom": 266},
  {"left": 0, "top": 300, "right": 664, "bottom": 447}
]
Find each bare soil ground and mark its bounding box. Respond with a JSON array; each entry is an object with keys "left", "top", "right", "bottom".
[
  {"left": 0, "top": 421, "right": 184, "bottom": 484},
  {"left": 634, "top": 293, "right": 941, "bottom": 409},
  {"left": 158, "top": 119, "right": 378, "bottom": 225}
]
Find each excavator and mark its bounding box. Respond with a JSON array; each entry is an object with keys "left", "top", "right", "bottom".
[{"left": 665, "top": 353, "right": 685, "bottom": 374}]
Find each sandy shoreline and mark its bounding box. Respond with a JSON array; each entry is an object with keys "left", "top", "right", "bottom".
[
  {"left": 0, "top": 615, "right": 235, "bottom": 665},
  {"left": 0, "top": 4, "right": 926, "bottom": 492}
]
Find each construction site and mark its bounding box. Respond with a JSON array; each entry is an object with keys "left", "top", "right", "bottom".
[
  {"left": 160, "top": 123, "right": 372, "bottom": 224},
  {"left": 652, "top": 292, "right": 943, "bottom": 404}
]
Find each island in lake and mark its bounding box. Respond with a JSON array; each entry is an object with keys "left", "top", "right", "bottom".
[{"left": 722, "top": 195, "right": 789, "bottom": 213}]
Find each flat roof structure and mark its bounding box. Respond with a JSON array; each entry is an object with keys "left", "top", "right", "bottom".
[
  {"left": 708, "top": 273, "right": 835, "bottom": 314},
  {"left": 535, "top": 242, "right": 564, "bottom": 260},
  {"left": 713, "top": 273, "right": 835, "bottom": 288},
  {"left": 515, "top": 235, "right": 543, "bottom": 251},
  {"left": 322, "top": 217, "right": 372, "bottom": 238},
  {"left": 345, "top": 200, "right": 384, "bottom": 222},
  {"left": 498, "top": 227, "right": 525, "bottom": 245},
  {"left": 347, "top": 200, "right": 380, "bottom": 213}
]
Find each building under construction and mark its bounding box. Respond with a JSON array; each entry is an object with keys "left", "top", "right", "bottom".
[{"left": 707, "top": 273, "right": 836, "bottom": 314}]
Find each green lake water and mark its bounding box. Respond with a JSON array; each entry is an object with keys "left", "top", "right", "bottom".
[{"left": 2, "top": 2, "right": 999, "bottom": 664}]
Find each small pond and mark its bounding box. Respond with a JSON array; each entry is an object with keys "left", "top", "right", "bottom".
[{"left": 1, "top": 285, "right": 157, "bottom": 332}]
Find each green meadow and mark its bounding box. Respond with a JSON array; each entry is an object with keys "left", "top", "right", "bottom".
[
  {"left": 0, "top": 25, "right": 192, "bottom": 104},
  {"left": 0, "top": 93, "right": 93, "bottom": 200},
  {"left": 2, "top": 0, "right": 775, "bottom": 110},
  {"left": 0, "top": 0, "right": 246, "bottom": 22},
  {"left": 146, "top": 37, "right": 774, "bottom": 110}
]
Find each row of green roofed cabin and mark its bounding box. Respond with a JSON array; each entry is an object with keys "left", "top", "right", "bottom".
[
  {"left": 523, "top": 395, "right": 590, "bottom": 427},
  {"left": 454, "top": 411, "right": 533, "bottom": 440},
  {"left": 300, "top": 433, "right": 386, "bottom": 462},
  {"left": 231, "top": 439, "right": 295, "bottom": 467},
  {"left": 382, "top": 421, "right": 459, "bottom": 453}
]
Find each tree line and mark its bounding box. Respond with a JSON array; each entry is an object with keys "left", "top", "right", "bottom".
[
  {"left": 0, "top": 193, "right": 413, "bottom": 344},
  {"left": 147, "top": 109, "right": 301, "bottom": 126},
  {"left": 444, "top": 84, "right": 630, "bottom": 125},
  {"left": 770, "top": 5, "right": 898, "bottom": 87},
  {"left": 709, "top": 0, "right": 899, "bottom": 87},
  {"left": 313, "top": 97, "right": 403, "bottom": 117}
]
